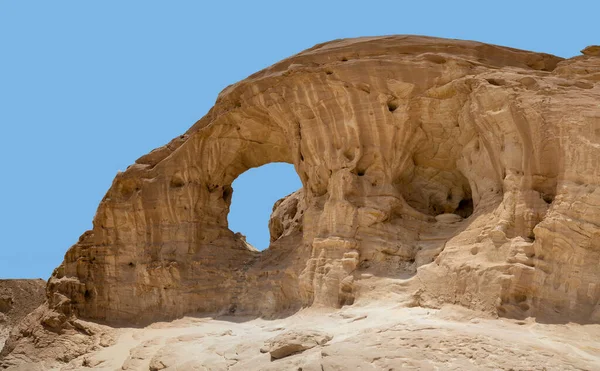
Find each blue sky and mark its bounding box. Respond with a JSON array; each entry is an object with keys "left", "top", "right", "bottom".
[{"left": 0, "top": 1, "right": 597, "bottom": 279}]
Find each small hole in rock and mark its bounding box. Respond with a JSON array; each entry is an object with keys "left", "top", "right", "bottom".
[
  {"left": 387, "top": 100, "right": 399, "bottom": 112},
  {"left": 170, "top": 176, "right": 185, "bottom": 188},
  {"left": 222, "top": 186, "right": 232, "bottom": 202},
  {"left": 455, "top": 198, "right": 474, "bottom": 218},
  {"left": 541, "top": 193, "right": 554, "bottom": 204},
  {"left": 486, "top": 78, "right": 506, "bottom": 86}
]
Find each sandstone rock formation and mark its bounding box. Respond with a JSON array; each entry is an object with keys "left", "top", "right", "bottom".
[
  {"left": 2, "top": 35, "right": 600, "bottom": 368},
  {"left": 0, "top": 280, "right": 46, "bottom": 349}
]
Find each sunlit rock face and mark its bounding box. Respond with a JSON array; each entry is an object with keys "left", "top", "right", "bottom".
[{"left": 40, "top": 36, "right": 600, "bottom": 326}]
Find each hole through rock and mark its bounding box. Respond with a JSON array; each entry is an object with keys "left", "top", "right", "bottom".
[{"left": 227, "top": 163, "right": 302, "bottom": 250}]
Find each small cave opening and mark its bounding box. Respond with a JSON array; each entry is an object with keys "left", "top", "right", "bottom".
[
  {"left": 427, "top": 189, "right": 474, "bottom": 219},
  {"left": 387, "top": 100, "right": 399, "bottom": 112},
  {"left": 454, "top": 198, "right": 474, "bottom": 218},
  {"left": 227, "top": 162, "right": 302, "bottom": 251},
  {"left": 541, "top": 193, "right": 555, "bottom": 204},
  {"left": 398, "top": 167, "right": 475, "bottom": 220}
]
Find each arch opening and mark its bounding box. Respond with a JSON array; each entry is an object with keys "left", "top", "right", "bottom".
[{"left": 227, "top": 162, "right": 302, "bottom": 251}]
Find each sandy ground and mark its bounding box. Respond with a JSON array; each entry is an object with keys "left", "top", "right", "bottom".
[{"left": 39, "top": 301, "right": 600, "bottom": 371}]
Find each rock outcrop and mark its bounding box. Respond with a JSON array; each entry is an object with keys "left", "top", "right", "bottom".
[
  {"left": 0, "top": 280, "right": 46, "bottom": 349},
  {"left": 261, "top": 330, "right": 332, "bottom": 359},
  {"left": 3, "top": 35, "right": 600, "bottom": 366}
]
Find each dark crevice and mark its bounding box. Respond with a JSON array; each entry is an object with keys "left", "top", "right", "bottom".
[
  {"left": 222, "top": 186, "right": 233, "bottom": 202},
  {"left": 541, "top": 193, "right": 554, "bottom": 204},
  {"left": 170, "top": 175, "right": 185, "bottom": 188},
  {"left": 455, "top": 198, "right": 474, "bottom": 218},
  {"left": 486, "top": 78, "right": 507, "bottom": 86}
]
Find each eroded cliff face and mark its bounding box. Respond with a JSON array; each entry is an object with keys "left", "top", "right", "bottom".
[{"left": 20, "top": 36, "right": 600, "bottom": 334}]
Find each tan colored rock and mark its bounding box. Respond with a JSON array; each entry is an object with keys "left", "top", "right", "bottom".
[
  {"left": 0, "top": 279, "right": 45, "bottom": 349},
  {"left": 582, "top": 45, "right": 600, "bottom": 56},
  {"left": 4, "top": 35, "right": 600, "bottom": 367},
  {"left": 0, "top": 303, "right": 114, "bottom": 368},
  {"left": 268, "top": 189, "right": 305, "bottom": 243},
  {"left": 261, "top": 330, "right": 332, "bottom": 359}
]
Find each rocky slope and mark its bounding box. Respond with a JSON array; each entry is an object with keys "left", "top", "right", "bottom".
[
  {"left": 2, "top": 35, "right": 600, "bottom": 369},
  {"left": 0, "top": 280, "right": 46, "bottom": 349}
]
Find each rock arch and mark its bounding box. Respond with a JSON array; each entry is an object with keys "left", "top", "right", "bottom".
[{"left": 43, "top": 35, "right": 600, "bottom": 328}]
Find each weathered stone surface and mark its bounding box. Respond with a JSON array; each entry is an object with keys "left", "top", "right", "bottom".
[
  {"left": 269, "top": 190, "right": 305, "bottom": 244},
  {"left": 3, "top": 35, "right": 600, "bottom": 367},
  {"left": 582, "top": 45, "right": 600, "bottom": 56},
  {"left": 261, "top": 330, "right": 332, "bottom": 359},
  {"left": 35, "top": 36, "right": 600, "bottom": 322},
  {"left": 0, "top": 303, "right": 114, "bottom": 368},
  {"left": 0, "top": 280, "right": 45, "bottom": 350}
]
